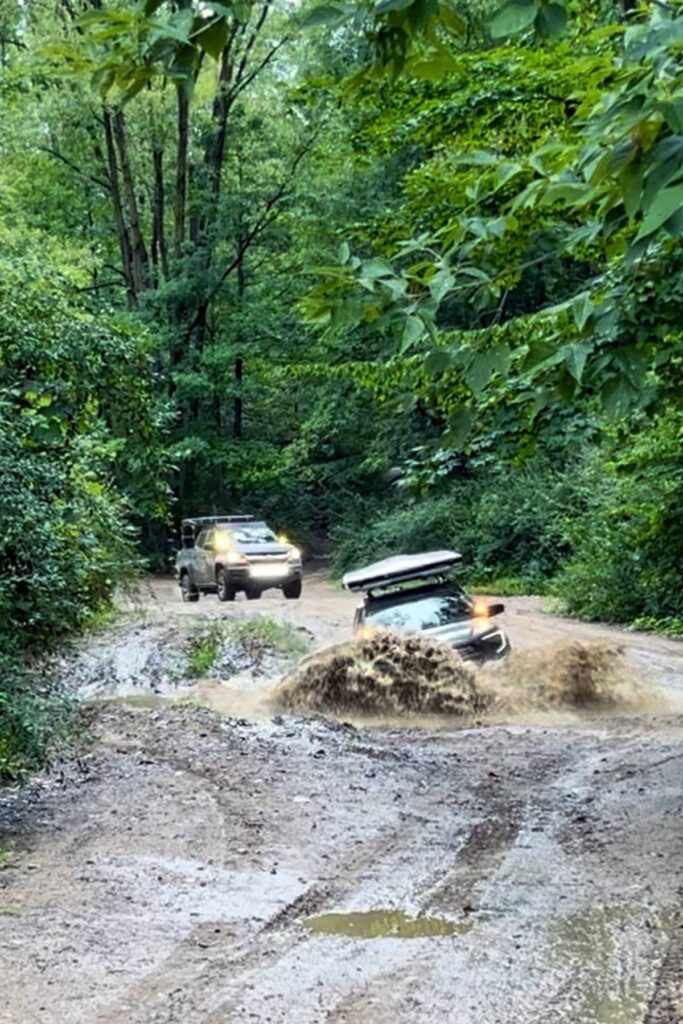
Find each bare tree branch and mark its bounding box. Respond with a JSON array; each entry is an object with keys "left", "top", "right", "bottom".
[
  {"left": 184, "top": 135, "right": 317, "bottom": 341},
  {"left": 39, "top": 146, "right": 110, "bottom": 190},
  {"left": 227, "top": 35, "right": 290, "bottom": 104}
]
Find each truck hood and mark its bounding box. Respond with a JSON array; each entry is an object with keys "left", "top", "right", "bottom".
[
  {"left": 237, "top": 542, "right": 291, "bottom": 559},
  {"left": 419, "top": 619, "right": 500, "bottom": 648}
]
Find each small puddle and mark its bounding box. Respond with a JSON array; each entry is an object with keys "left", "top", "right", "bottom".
[
  {"left": 305, "top": 909, "right": 472, "bottom": 939},
  {"left": 99, "top": 694, "right": 168, "bottom": 709}
]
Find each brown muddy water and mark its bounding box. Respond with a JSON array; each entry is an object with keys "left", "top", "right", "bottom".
[
  {"left": 305, "top": 909, "right": 473, "bottom": 939},
  {"left": 108, "top": 630, "right": 674, "bottom": 731}
]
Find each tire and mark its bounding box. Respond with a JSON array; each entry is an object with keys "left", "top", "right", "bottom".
[
  {"left": 180, "top": 572, "right": 199, "bottom": 603},
  {"left": 283, "top": 579, "right": 302, "bottom": 600},
  {"left": 246, "top": 588, "right": 262, "bottom": 601},
  {"left": 216, "top": 568, "right": 236, "bottom": 602}
]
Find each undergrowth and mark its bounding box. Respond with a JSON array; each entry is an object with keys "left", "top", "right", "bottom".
[{"left": 186, "top": 617, "right": 309, "bottom": 678}]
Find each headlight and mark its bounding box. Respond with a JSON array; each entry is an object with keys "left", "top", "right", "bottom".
[
  {"left": 227, "top": 552, "right": 249, "bottom": 565},
  {"left": 288, "top": 546, "right": 301, "bottom": 562}
]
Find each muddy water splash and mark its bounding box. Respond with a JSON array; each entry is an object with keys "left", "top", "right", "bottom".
[
  {"left": 275, "top": 630, "right": 652, "bottom": 721},
  {"left": 276, "top": 631, "right": 485, "bottom": 717}
]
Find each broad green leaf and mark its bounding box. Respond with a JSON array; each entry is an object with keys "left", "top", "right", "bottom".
[
  {"left": 195, "top": 18, "right": 229, "bottom": 59},
  {"left": 465, "top": 348, "right": 506, "bottom": 395},
  {"left": 490, "top": 0, "right": 537, "bottom": 39},
  {"left": 494, "top": 161, "right": 523, "bottom": 189},
  {"left": 363, "top": 258, "right": 396, "bottom": 279},
  {"left": 439, "top": 1, "right": 467, "bottom": 36},
  {"left": 338, "top": 241, "right": 350, "bottom": 264},
  {"left": 425, "top": 348, "right": 452, "bottom": 374},
  {"left": 410, "top": 55, "right": 457, "bottom": 79},
  {"left": 635, "top": 184, "right": 683, "bottom": 240},
  {"left": 375, "top": 0, "right": 414, "bottom": 13},
  {"left": 564, "top": 342, "right": 593, "bottom": 383},
  {"left": 301, "top": 4, "right": 347, "bottom": 27},
  {"left": 535, "top": 2, "right": 566, "bottom": 38},
  {"left": 541, "top": 182, "right": 591, "bottom": 206},
  {"left": 572, "top": 293, "right": 593, "bottom": 331},
  {"left": 400, "top": 315, "right": 425, "bottom": 352},
  {"left": 601, "top": 376, "right": 637, "bottom": 420},
  {"left": 204, "top": 2, "right": 241, "bottom": 16},
  {"left": 621, "top": 161, "right": 644, "bottom": 221},
  {"left": 428, "top": 268, "right": 455, "bottom": 303},
  {"left": 447, "top": 407, "right": 473, "bottom": 448},
  {"left": 456, "top": 150, "right": 499, "bottom": 167}
]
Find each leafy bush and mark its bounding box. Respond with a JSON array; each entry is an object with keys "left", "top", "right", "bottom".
[
  {"left": 0, "top": 226, "right": 165, "bottom": 778},
  {"left": 553, "top": 415, "right": 683, "bottom": 624},
  {"left": 333, "top": 457, "right": 576, "bottom": 591},
  {"left": 0, "top": 659, "right": 76, "bottom": 780}
]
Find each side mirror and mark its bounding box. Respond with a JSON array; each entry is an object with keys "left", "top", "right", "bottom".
[{"left": 487, "top": 602, "right": 505, "bottom": 617}]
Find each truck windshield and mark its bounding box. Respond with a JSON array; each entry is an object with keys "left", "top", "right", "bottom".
[
  {"left": 366, "top": 588, "right": 472, "bottom": 631},
  {"left": 230, "top": 526, "right": 278, "bottom": 544}
]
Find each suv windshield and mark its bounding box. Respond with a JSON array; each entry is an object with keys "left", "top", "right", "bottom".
[
  {"left": 366, "top": 587, "right": 472, "bottom": 631},
  {"left": 230, "top": 525, "right": 278, "bottom": 544}
]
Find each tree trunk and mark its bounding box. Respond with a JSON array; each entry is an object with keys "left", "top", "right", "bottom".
[
  {"left": 102, "top": 109, "right": 135, "bottom": 307},
  {"left": 233, "top": 251, "right": 246, "bottom": 440},
  {"left": 152, "top": 146, "right": 169, "bottom": 280},
  {"left": 112, "top": 109, "right": 149, "bottom": 296},
  {"left": 174, "top": 85, "right": 189, "bottom": 257},
  {"left": 233, "top": 356, "right": 243, "bottom": 440}
]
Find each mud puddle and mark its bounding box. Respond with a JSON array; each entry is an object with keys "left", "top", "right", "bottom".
[
  {"left": 305, "top": 909, "right": 473, "bottom": 939},
  {"left": 80, "top": 616, "right": 675, "bottom": 733}
]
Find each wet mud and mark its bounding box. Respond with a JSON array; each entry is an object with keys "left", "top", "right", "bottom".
[{"left": 2, "top": 575, "right": 683, "bottom": 1024}]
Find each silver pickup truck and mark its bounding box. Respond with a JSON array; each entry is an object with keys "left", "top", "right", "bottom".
[{"left": 175, "top": 515, "right": 303, "bottom": 602}]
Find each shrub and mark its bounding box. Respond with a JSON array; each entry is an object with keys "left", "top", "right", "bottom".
[
  {"left": 0, "top": 225, "right": 165, "bottom": 779},
  {"left": 333, "top": 457, "right": 576, "bottom": 591},
  {"left": 553, "top": 415, "right": 683, "bottom": 624}
]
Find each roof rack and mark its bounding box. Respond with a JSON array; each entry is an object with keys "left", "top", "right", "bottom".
[
  {"left": 181, "top": 515, "right": 255, "bottom": 528},
  {"left": 342, "top": 550, "right": 462, "bottom": 593},
  {"left": 180, "top": 515, "right": 256, "bottom": 547}
]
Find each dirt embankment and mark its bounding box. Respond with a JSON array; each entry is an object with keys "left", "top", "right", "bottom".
[{"left": 1, "top": 573, "right": 683, "bottom": 1024}]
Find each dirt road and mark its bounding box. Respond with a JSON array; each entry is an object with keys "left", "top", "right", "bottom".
[{"left": 1, "top": 573, "right": 683, "bottom": 1024}]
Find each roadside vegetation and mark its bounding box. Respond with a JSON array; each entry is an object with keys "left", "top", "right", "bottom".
[
  {"left": 1, "top": 0, "right": 681, "bottom": 776},
  {"left": 186, "top": 618, "right": 309, "bottom": 678}
]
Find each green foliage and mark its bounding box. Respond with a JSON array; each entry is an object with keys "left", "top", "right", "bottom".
[
  {"left": 334, "top": 455, "right": 576, "bottom": 589},
  {"left": 0, "top": 223, "right": 165, "bottom": 778},
  {"left": 224, "top": 617, "right": 310, "bottom": 658},
  {"left": 630, "top": 616, "right": 683, "bottom": 639},
  {"left": 0, "top": 660, "right": 77, "bottom": 781},
  {"left": 187, "top": 628, "right": 222, "bottom": 677},
  {"left": 187, "top": 618, "right": 309, "bottom": 677},
  {"left": 552, "top": 412, "right": 683, "bottom": 624}
]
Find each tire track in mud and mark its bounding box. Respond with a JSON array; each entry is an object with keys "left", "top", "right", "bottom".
[
  {"left": 86, "top": 728, "right": 550, "bottom": 1024},
  {"left": 89, "top": 811, "right": 442, "bottom": 1024},
  {"left": 644, "top": 912, "right": 683, "bottom": 1024}
]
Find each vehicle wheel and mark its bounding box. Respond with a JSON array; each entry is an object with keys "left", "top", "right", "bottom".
[
  {"left": 246, "top": 588, "right": 262, "bottom": 601},
  {"left": 283, "top": 579, "right": 302, "bottom": 600},
  {"left": 180, "top": 572, "right": 199, "bottom": 603},
  {"left": 216, "top": 568, "right": 236, "bottom": 602}
]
